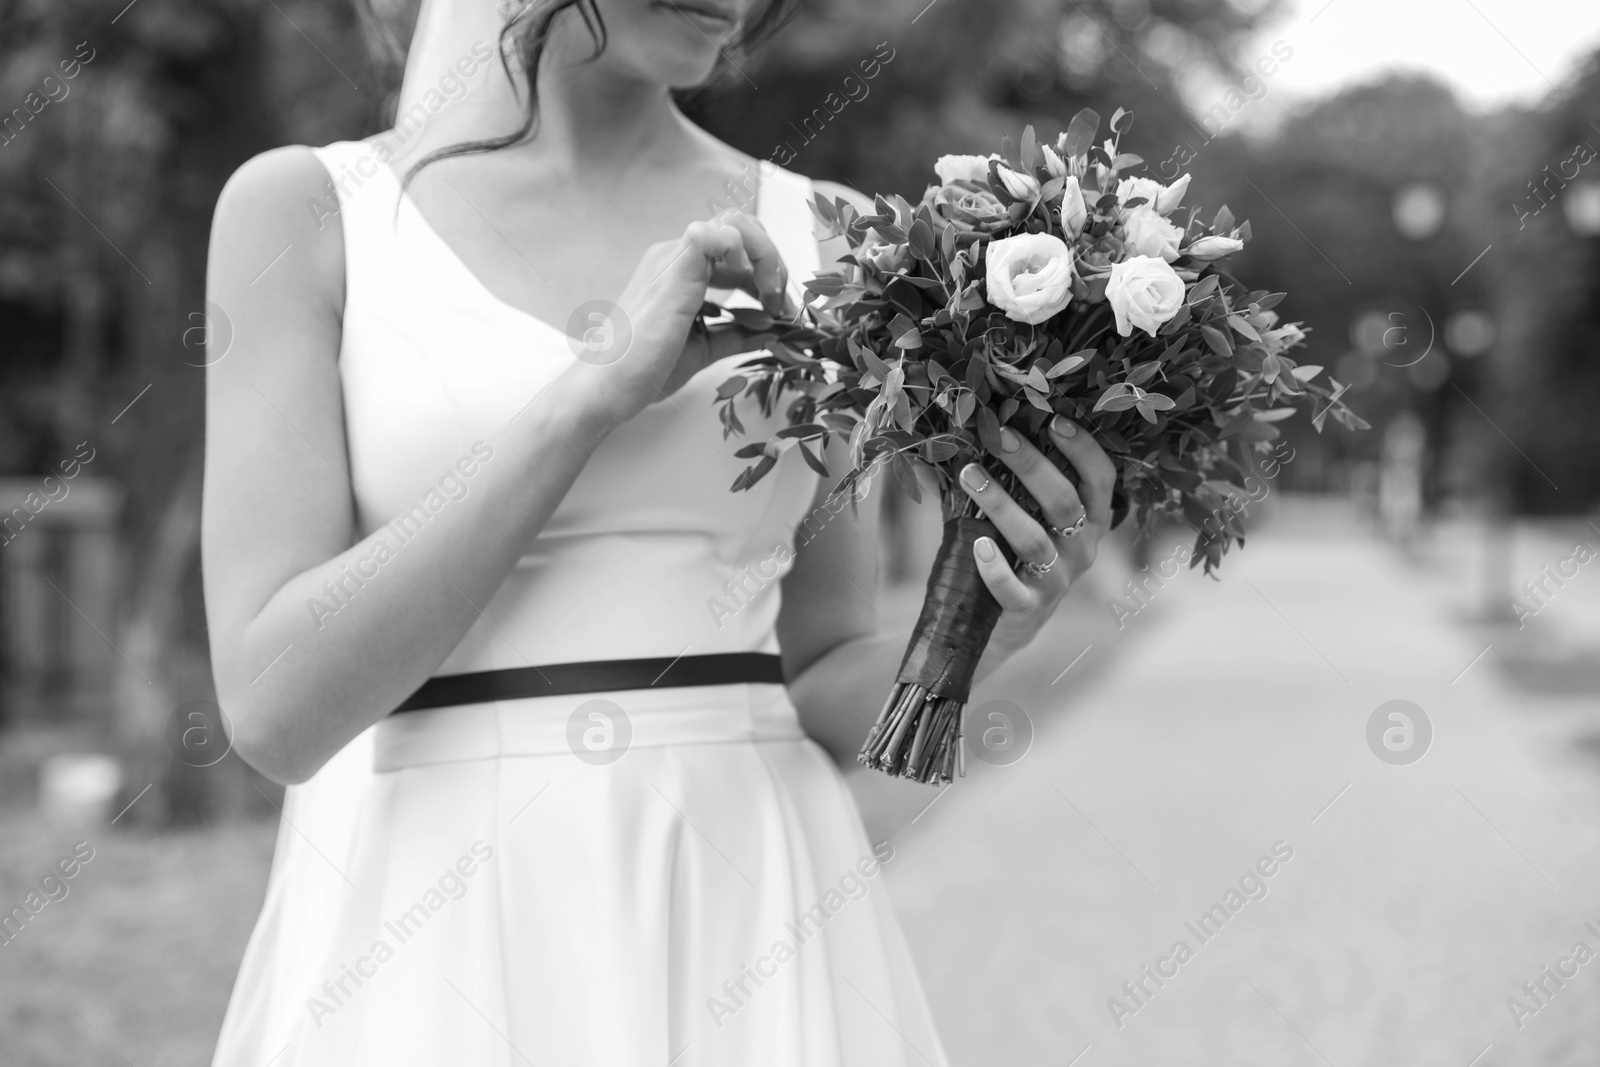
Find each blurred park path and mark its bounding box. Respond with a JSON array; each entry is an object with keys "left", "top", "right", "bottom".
[{"left": 878, "top": 496, "right": 1600, "bottom": 1067}]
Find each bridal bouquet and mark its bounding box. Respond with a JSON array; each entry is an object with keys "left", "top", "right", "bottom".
[{"left": 711, "top": 108, "right": 1365, "bottom": 785}]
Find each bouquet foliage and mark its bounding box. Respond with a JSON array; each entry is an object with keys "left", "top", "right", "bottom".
[{"left": 711, "top": 108, "right": 1366, "bottom": 785}]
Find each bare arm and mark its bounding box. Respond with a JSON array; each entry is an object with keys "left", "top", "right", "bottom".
[
  {"left": 777, "top": 180, "right": 901, "bottom": 764},
  {"left": 203, "top": 147, "right": 791, "bottom": 784}
]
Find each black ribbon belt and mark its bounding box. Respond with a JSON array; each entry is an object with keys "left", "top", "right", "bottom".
[{"left": 392, "top": 652, "right": 787, "bottom": 714}]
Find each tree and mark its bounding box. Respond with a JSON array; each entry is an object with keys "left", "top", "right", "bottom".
[{"left": 0, "top": 0, "right": 378, "bottom": 822}]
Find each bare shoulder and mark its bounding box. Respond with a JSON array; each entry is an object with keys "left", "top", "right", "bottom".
[{"left": 209, "top": 144, "right": 343, "bottom": 311}]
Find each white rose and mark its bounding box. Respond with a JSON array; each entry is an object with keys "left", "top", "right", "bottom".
[
  {"left": 1041, "top": 145, "right": 1067, "bottom": 180},
  {"left": 984, "top": 232, "right": 1075, "bottom": 325},
  {"left": 934, "top": 153, "right": 999, "bottom": 184},
  {"left": 1116, "top": 172, "right": 1191, "bottom": 215},
  {"left": 1106, "top": 255, "right": 1186, "bottom": 338},
  {"left": 1184, "top": 235, "right": 1245, "bottom": 260},
  {"left": 1059, "top": 175, "right": 1087, "bottom": 237},
  {"left": 857, "top": 227, "right": 907, "bottom": 272},
  {"left": 1121, "top": 206, "right": 1186, "bottom": 262},
  {"left": 996, "top": 164, "right": 1041, "bottom": 201}
]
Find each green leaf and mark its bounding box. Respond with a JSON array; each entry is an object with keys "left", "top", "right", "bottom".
[
  {"left": 1227, "top": 314, "right": 1261, "bottom": 342},
  {"left": 1020, "top": 124, "right": 1038, "bottom": 172},
  {"left": 814, "top": 192, "right": 839, "bottom": 224},
  {"left": 922, "top": 439, "right": 960, "bottom": 462},
  {"left": 797, "top": 439, "right": 830, "bottom": 478},
  {"left": 774, "top": 423, "right": 827, "bottom": 439},
  {"left": 715, "top": 375, "right": 747, "bottom": 400},
  {"left": 890, "top": 452, "right": 922, "bottom": 504},
  {"left": 852, "top": 336, "right": 892, "bottom": 382},
  {"left": 975, "top": 405, "right": 1004, "bottom": 456},
  {"left": 728, "top": 307, "right": 775, "bottom": 331},
  {"left": 908, "top": 218, "right": 936, "bottom": 263},
  {"left": 1064, "top": 108, "right": 1100, "bottom": 160},
  {"left": 1201, "top": 324, "right": 1234, "bottom": 357},
  {"left": 1159, "top": 303, "right": 1192, "bottom": 335},
  {"left": 1112, "top": 153, "right": 1144, "bottom": 171},
  {"left": 1098, "top": 395, "right": 1141, "bottom": 412},
  {"left": 1127, "top": 360, "right": 1162, "bottom": 386},
  {"left": 1094, "top": 383, "right": 1134, "bottom": 412},
  {"left": 954, "top": 390, "right": 976, "bottom": 427},
  {"left": 730, "top": 453, "right": 778, "bottom": 491},
  {"left": 1187, "top": 275, "right": 1221, "bottom": 303},
  {"left": 1046, "top": 353, "right": 1089, "bottom": 378},
  {"left": 804, "top": 275, "right": 845, "bottom": 297}
]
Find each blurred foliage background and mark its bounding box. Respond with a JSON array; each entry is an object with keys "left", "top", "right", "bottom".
[{"left": 0, "top": 0, "right": 1598, "bottom": 823}]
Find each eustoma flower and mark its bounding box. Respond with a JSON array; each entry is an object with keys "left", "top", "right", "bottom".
[
  {"left": 984, "top": 233, "right": 1075, "bottom": 325},
  {"left": 1059, "top": 175, "right": 1087, "bottom": 237},
  {"left": 1116, "top": 173, "right": 1191, "bottom": 215},
  {"left": 1106, "top": 255, "right": 1185, "bottom": 337},
  {"left": 930, "top": 184, "right": 1010, "bottom": 233},
  {"left": 1183, "top": 235, "right": 1245, "bottom": 261},
  {"left": 857, "top": 227, "right": 909, "bottom": 273},
  {"left": 996, "top": 163, "right": 1041, "bottom": 201},
  {"left": 933, "top": 153, "right": 1000, "bottom": 184},
  {"left": 1121, "top": 207, "right": 1185, "bottom": 262},
  {"left": 1041, "top": 144, "right": 1067, "bottom": 179}
]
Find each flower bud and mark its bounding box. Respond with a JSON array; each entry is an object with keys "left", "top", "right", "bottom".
[
  {"left": 1041, "top": 145, "right": 1067, "bottom": 180},
  {"left": 1059, "top": 176, "right": 1087, "bottom": 237},
  {"left": 997, "top": 164, "right": 1041, "bottom": 201},
  {"left": 1183, "top": 235, "right": 1245, "bottom": 261}
]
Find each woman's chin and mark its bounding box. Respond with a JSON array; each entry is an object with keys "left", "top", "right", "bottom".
[{"left": 623, "top": 47, "right": 725, "bottom": 91}]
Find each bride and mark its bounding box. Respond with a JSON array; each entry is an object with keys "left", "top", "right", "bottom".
[{"left": 200, "top": 0, "right": 1116, "bottom": 1062}]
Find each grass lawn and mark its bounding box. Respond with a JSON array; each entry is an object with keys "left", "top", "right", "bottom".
[{"left": 0, "top": 812, "right": 278, "bottom": 1066}]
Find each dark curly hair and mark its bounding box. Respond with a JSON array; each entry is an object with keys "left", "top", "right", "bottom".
[{"left": 349, "top": 0, "right": 805, "bottom": 187}]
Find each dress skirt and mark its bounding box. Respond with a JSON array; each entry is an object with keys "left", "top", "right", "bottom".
[{"left": 211, "top": 682, "right": 949, "bottom": 1066}]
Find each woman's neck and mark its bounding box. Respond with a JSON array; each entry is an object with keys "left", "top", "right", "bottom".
[{"left": 386, "top": 33, "right": 701, "bottom": 179}]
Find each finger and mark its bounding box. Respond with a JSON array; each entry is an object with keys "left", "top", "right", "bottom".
[
  {"left": 1047, "top": 416, "right": 1117, "bottom": 529},
  {"left": 680, "top": 220, "right": 745, "bottom": 280},
  {"left": 959, "top": 462, "right": 1055, "bottom": 566},
  {"left": 719, "top": 212, "right": 795, "bottom": 319},
  {"left": 972, "top": 535, "right": 1038, "bottom": 613},
  {"left": 994, "top": 425, "right": 1085, "bottom": 531}
]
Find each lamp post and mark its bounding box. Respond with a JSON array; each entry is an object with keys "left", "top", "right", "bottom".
[
  {"left": 1564, "top": 179, "right": 1600, "bottom": 236},
  {"left": 1393, "top": 182, "right": 1446, "bottom": 241}
]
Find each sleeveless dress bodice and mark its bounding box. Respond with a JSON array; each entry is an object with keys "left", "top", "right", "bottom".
[{"left": 331, "top": 143, "right": 822, "bottom": 672}]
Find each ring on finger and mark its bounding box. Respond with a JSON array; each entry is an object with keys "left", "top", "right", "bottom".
[
  {"left": 1018, "top": 548, "right": 1059, "bottom": 579},
  {"left": 1048, "top": 513, "right": 1087, "bottom": 540}
]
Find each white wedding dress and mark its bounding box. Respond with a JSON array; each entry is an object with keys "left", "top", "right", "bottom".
[{"left": 210, "top": 139, "right": 949, "bottom": 1067}]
